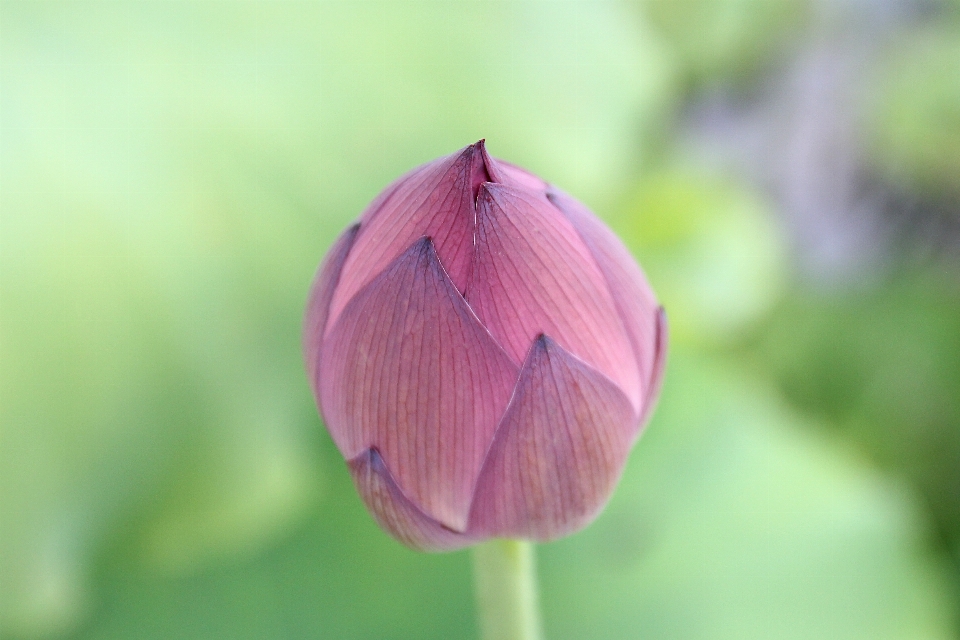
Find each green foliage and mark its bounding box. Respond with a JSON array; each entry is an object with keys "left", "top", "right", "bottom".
[
  {"left": 542, "top": 350, "right": 956, "bottom": 640},
  {"left": 641, "top": 0, "right": 810, "bottom": 87},
  {"left": 70, "top": 445, "right": 480, "bottom": 640},
  {"left": 868, "top": 26, "right": 960, "bottom": 198},
  {"left": 611, "top": 169, "right": 788, "bottom": 344},
  {"left": 752, "top": 271, "right": 960, "bottom": 550}
]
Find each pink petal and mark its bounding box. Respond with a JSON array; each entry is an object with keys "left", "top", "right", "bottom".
[
  {"left": 319, "top": 237, "right": 520, "bottom": 531},
  {"left": 466, "top": 183, "right": 642, "bottom": 412},
  {"left": 349, "top": 448, "right": 477, "bottom": 551},
  {"left": 303, "top": 223, "right": 360, "bottom": 392},
  {"left": 467, "top": 335, "right": 636, "bottom": 541},
  {"left": 481, "top": 149, "right": 550, "bottom": 193},
  {"left": 326, "top": 142, "right": 491, "bottom": 332},
  {"left": 642, "top": 307, "right": 669, "bottom": 425},
  {"left": 547, "top": 188, "right": 665, "bottom": 427}
]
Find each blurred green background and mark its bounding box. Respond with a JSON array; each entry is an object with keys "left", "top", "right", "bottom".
[{"left": 2, "top": 0, "right": 959, "bottom": 638}]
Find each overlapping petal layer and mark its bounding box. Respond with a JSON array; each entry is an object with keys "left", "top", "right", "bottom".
[
  {"left": 466, "top": 183, "right": 642, "bottom": 412},
  {"left": 547, "top": 188, "right": 669, "bottom": 425},
  {"left": 487, "top": 158, "right": 549, "bottom": 193},
  {"left": 645, "top": 308, "right": 669, "bottom": 425},
  {"left": 467, "top": 335, "right": 636, "bottom": 540},
  {"left": 319, "top": 237, "right": 520, "bottom": 531},
  {"left": 303, "top": 223, "right": 359, "bottom": 387},
  {"left": 349, "top": 448, "right": 475, "bottom": 551},
  {"left": 305, "top": 142, "right": 667, "bottom": 550},
  {"left": 331, "top": 140, "right": 492, "bottom": 330},
  {"left": 326, "top": 143, "right": 490, "bottom": 331}
]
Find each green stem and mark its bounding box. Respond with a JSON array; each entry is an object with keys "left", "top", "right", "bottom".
[{"left": 471, "top": 539, "right": 543, "bottom": 640}]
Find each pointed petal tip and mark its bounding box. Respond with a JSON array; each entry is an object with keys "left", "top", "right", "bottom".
[
  {"left": 464, "top": 141, "right": 550, "bottom": 194},
  {"left": 475, "top": 179, "right": 546, "bottom": 203},
  {"left": 466, "top": 336, "right": 636, "bottom": 541},
  {"left": 321, "top": 232, "right": 520, "bottom": 533},
  {"left": 349, "top": 447, "right": 476, "bottom": 552},
  {"left": 416, "top": 234, "right": 434, "bottom": 250},
  {"left": 474, "top": 139, "right": 516, "bottom": 186},
  {"left": 468, "top": 185, "right": 642, "bottom": 404},
  {"left": 450, "top": 140, "right": 494, "bottom": 200},
  {"left": 469, "top": 139, "right": 489, "bottom": 162},
  {"left": 475, "top": 180, "right": 517, "bottom": 206},
  {"left": 476, "top": 180, "right": 493, "bottom": 199},
  {"left": 534, "top": 333, "right": 553, "bottom": 351}
]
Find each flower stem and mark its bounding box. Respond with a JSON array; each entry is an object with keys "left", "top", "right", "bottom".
[{"left": 471, "top": 539, "right": 543, "bottom": 640}]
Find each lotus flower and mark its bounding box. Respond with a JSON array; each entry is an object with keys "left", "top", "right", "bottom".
[{"left": 304, "top": 141, "right": 666, "bottom": 551}]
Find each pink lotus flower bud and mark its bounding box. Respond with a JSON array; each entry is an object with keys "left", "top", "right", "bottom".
[{"left": 304, "top": 141, "right": 667, "bottom": 551}]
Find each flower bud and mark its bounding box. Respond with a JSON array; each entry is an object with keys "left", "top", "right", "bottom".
[{"left": 304, "top": 141, "right": 666, "bottom": 551}]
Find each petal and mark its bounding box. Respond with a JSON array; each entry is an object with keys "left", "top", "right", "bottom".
[
  {"left": 481, "top": 149, "right": 550, "bottom": 193},
  {"left": 349, "top": 448, "right": 476, "bottom": 551},
  {"left": 548, "top": 188, "right": 664, "bottom": 424},
  {"left": 641, "top": 307, "right": 669, "bottom": 426},
  {"left": 467, "top": 335, "right": 636, "bottom": 541},
  {"left": 326, "top": 142, "right": 491, "bottom": 331},
  {"left": 303, "top": 223, "right": 360, "bottom": 392},
  {"left": 466, "top": 183, "right": 642, "bottom": 412},
  {"left": 319, "top": 237, "right": 520, "bottom": 531}
]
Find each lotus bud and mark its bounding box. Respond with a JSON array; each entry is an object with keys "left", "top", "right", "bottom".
[{"left": 304, "top": 141, "right": 667, "bottom": 551}]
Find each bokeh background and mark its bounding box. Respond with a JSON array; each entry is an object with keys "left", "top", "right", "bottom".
[{"left": 2, "top": 0, "right": 959, "bottom": 638}]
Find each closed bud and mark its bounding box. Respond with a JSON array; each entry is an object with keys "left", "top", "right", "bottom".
[{"left": 304, "top": 141, "right": 667, "bottom": 551}]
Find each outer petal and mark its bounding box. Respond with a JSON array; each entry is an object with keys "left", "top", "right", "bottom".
[
  {"left": 349, "top": 448, "right": 477, "bottom": 551},
  {"left": 466, "top": 183, "right": 642, "bottom": 412},
  {"left": 326, "top": 142, "right": 490, "bottom": 331},
  {"left": 547, "top": 188, "right": 667, "bottom": 425},
  {"left": 467, "top": 335, "right": 636, "bottom": 540},
  {"left": 319, "top": 237, "right": 520, "bottom": 531},
  {"left": 303, "top": 223, "right": 359, "bottom": 390},
  {"left": 643, "top": 307, "right": 669, "bottom": 425}
]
